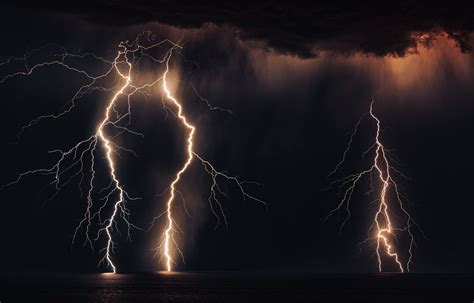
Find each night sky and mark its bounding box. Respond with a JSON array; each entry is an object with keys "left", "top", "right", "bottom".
[{"left": 1, "top": 2, "right": 474, "bottom": 274}]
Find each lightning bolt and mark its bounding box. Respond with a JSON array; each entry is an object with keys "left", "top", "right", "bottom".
[
  {"left": 152, "top": 47, "right": 267, "bottom": 272},
  {"left": 0, "top": 32, "right": 265, "bottom": 273},
  {"left": 0, "top": 36, "right": 157, "bottom": 272},
  {"left": 325, "top": 100, "right": 422, "bottom": 272}
]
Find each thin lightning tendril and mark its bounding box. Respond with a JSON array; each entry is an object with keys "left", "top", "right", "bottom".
[
  {"left": 0, "top": 32, "right": 265, "bottom": 273},
  {"left": 325, "top": 100, "right": 422, "bottom": 273}
]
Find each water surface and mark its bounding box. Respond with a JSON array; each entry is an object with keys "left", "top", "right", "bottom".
[{"left": 1, "top": 271, "right": 473, "bottom": 302}]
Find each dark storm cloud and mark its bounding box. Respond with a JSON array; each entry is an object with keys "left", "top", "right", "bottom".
[{"left": 19, "top": 1, "right": 474, "bottom": 57}]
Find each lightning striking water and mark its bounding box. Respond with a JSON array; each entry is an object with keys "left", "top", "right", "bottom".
[
  {"left": 325, "top": 100, "right": 421, "bottom": 272},
  {"left": 154, "top": 47, "right": 267, "bottom": 272},
  {"left": 0, "top": 32, "right": 265, "bottom": 273}
]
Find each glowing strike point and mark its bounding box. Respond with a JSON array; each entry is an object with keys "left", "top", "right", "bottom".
[{"left": 325, "top": 100, "right": 422, "bottom": 272}]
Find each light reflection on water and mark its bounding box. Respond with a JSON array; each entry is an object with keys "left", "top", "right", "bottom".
[{"left": 0, "top": 272, "right": 473, "bottom": 302}]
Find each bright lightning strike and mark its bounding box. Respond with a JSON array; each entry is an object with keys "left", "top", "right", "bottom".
[
  {"left": 325, "top": 100, "right": 422, "bottom": 273},
  {"left": 0, "top": 32, "right": 265, "bottom": 273},
  {"left": 153, "top": 46, "right": 267, "bottom": 272}
]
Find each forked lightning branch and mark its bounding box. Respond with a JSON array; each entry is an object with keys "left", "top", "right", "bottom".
[{"left": 325, "top": 101, "right": 423, "bottom": 272}]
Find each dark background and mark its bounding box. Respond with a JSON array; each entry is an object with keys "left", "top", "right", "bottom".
[{"left": 0, "top": 3, "right": 473, "bottom": 274}]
